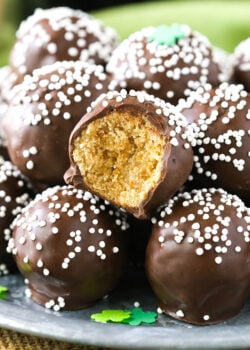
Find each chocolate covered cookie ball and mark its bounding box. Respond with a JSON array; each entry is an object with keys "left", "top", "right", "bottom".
[
  {"left": 0, "top": 159, "right": 32, "bottom": 275},
  {"left": 0, "top": 66, "right": 20, "bottom": 106},
  {"left": 65, "top": 90, "right": 194, "bottom": 219},
  {"left": 231, "top": 38, "right": 250, "bottom": 92},
  {"left": 146, "top": 188, "right": 250, "bottom": 325},
  {"left": 213, "top": 47, "right": 233, "bottom": 85},
  {"left": 9, "top": 7, "right": 118, "bottom": 85},
  {"left": 0, "top": 67, "right": 11, "bottom": 160},
  {"left": 9, "top": 185, "right": 128, "bottom": 311},
  {"left": 180, "top": 83, "right": 250, "bottom": 201},
  {"left": 3, "top": 61, "right": 112, "bottom": 189},
  {"left": 107, "top": 24, "right": 221, "bottom": 104},
  {"left": 0, "top": 67, "right": 11, "bottom": 106}
]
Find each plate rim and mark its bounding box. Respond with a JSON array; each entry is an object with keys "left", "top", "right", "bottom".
[{"left": 1, "top": 281, "right": 250, "bottom": 350}]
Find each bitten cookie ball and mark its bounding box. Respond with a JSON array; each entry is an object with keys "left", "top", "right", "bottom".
[
  {"left": 9, "top": 185, "right": 128, "bottom": 311},
  {"left": 9, "top": 7, "right": 118, "bottom": 85},
  {"left": 107, "top": 24, "right": 221, "bottom": 104},
  {"left": 179, "top": 83, "right": 250, "bottom": 202},
  {"left": 3, "top": 61, "right": 112, "bottom": 189},
  {"left": 65, "top": 90, "right": 194, "bottom": 219},
  {"left": 231, "top": 38, "right": 250, "bottom": 92},
  {"left": 146, "top": 188, "right": 250, "bottom": 325},
  {"left": 0, "top": 159, "right": 32, "bottom": 275}
]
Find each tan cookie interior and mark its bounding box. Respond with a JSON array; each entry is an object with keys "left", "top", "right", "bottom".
[{"left": 73, "top": 111, "right": 166, "bottom": 209}]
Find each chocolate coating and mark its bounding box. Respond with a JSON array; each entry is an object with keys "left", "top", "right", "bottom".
[
  {"left": 0, "top": 67, "right": 11, "bottom": 160},
  {"left": 179, "top": 83, "right": 250, "bottom": 202},
  {"left": 9, "top": 185, "right": 128, "bottom": 311},
  {"left": 146, "top": 188, "right": 250, "bottom": 325},
  {"left": 0, "top": 66, "right": 19, "bottom": 105},
  {"left": 231, "top": 38, "right": 250, "bottom": 92},
  {"left": 65, "top": 90, "right": 194, "bottom": 218},
  {"left": 0, "top": 159, "right": 32, "bottom": 275},
  {"left": 9, "top": 7, "right": 118, "bottom": 85},
  {"left": 107, "top": 24, "right": 221, "bottom": 104},
  {"left": 127, "top": 215, "right": 152, "bottom": 268},
  {"left": 3, "top": 61, "right": 112, "bottom": 188}
]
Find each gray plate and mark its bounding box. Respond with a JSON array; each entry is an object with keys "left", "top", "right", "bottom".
[{"left": 0, "top": 272, "right": 250, "bottom": 350}]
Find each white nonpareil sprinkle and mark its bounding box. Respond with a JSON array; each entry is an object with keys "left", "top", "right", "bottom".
[
  {"left": 176, "top": 310, "right": 185, "bottom": 318},
  {"left": 196, "top": 247, "right": 204, "bottom": 256},
  {"left": 203, "top": 314, "right": 210, "bottom": 321},
  {"left": 215, "top": 256, "right": 222, "bottom": 264}
]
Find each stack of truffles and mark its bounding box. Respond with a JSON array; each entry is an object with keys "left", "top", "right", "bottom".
[{"left": 0, "top": 6, "right": 249, "bottom": 325}]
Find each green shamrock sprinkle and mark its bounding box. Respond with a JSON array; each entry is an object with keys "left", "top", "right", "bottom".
[
  {"left": 91, "top": 307, "right": 158, "bottom": 326},
  {"left": 91, "top": 309, "right": 131, "bottom": 323},
  {"left": 0, "top": 286, "right": 8, "bottom": 300},
  {"left": 122, "top": 308, "right": 157, "bottom": 326},
  {"left": 149, "top": 24, "right": 186, "bottom": 46}
]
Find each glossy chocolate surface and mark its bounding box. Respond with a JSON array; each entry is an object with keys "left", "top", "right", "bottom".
[
  {"left": 146, "top": 188, "right": 250, "bottom": 325},
  {"left": 232, "top": 38, "right": 250, "bottom": 92},
  {"left": 180, "top": 83, "right": 250, "bottom": 202},
  {"left": 9, "top": 7, "right": 118, "bottom": 84},
  {"left": 10, "top": 185, "right": 128, "bottom": 310},
  {"left": 0, "top": 160, "right": 32, "bottom": 275},
  {"left": 3, "top": 61, "right": 112, "bottom": 189},
  {"left": 107, "top": 25, "right": 221, "bottom": 104}
]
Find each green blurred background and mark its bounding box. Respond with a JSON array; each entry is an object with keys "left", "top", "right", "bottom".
[{"left": 0, "top": 0, "right": 250, "bottom": 67}]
